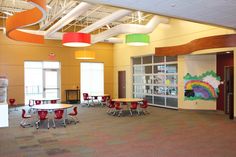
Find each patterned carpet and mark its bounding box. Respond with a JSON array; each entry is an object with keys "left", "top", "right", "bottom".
[{"left": 1, "top": 105, "right": 236, "bottom": 157}]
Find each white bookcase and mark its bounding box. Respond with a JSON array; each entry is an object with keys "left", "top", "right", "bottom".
[
  {"left": 132, "top": 55, "right": 178, "bottom": 109},
  {"left": 0, "top": 77, "right": 9, "bottom": 127}
]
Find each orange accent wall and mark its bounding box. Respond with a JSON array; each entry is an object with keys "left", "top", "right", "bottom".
[{"left": 0, "top": 33, "right": 113, "bottom": 104}]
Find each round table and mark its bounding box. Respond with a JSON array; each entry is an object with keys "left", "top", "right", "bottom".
[
  {"left": 111, "top": 98, "right": 143, "bottom": 116},
  {"left": 32, "top": 104, "right": 73, "bottom": 128}
]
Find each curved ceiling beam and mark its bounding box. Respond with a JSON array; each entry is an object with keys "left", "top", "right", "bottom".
[
  {"left": 155, "top": 34, "right": 236, "bottom": 56},
  {"left": 79, "top": 9, "right": 132, "bottom": 33},
  {"left": 45, "top": 2, "right": 92, "bottom": 37},
  {"left": 39, "top": 1, "right": 77, "bottom": 30},
  {"left": 6, "top": 0, "right": 46, "bottom": 44},
  {"left": 92, "top": 15, "right": 169, "bottom": 43}
]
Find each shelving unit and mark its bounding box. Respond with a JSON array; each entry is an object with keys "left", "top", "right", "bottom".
[
  {"left": 132, "top": 55, "right": 178, "bottom": 109},
  {"left": 0, "top": 77, "right": 9, "bottom": 127},
  {"left": 65, "top": 89, "right": 80, "bottom": 104}
]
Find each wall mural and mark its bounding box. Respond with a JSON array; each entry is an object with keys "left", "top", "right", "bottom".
[{"left": 184, "top": 71, "right": 221, "bottom": 100}]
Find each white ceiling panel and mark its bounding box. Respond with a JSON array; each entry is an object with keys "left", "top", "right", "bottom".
[{"left": 83, "top": 0, "right": 236, "bottom": 29}]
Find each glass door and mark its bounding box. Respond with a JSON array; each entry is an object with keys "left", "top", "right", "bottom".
[
  {"left": 43, "top": 69, "right": 60, "bottom": 98},
  {"left": 24, "top": 61, "right": 61, "bottom": 104}
]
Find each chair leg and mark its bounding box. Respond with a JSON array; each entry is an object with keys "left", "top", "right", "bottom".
[
  {"left": 129, "top": 109, "right": 133, "bottom": 116},
  {"left": 47, "top": 119, "right": 50, "bottom": 129},
  {"left": 112, "top": 110, "right": 117, "bottom": 116},
  {"left": 52, "top": 119, "right": 56, "bottom": 128},
  {"left": 63, "top": 118, "right": 66, "bottom": 127},
  {"left": 36, "top": 120, "right": 40, "bottom": 129},
  {"left": 118, "top": 110, "right": 122, "bottom": 117},
  {"left": 20, "top": 119, "right": 25, "bottom": 125},
  {"left": 137, "top": 109, "right": 140, "bottom": 115},
  {"left": 75, "top": 116, "right": 79, "bottom": 123}
]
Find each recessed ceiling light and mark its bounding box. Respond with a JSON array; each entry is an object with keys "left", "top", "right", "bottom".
[{"left": 226, "top": 51, "right": 231, "bottom": 54}]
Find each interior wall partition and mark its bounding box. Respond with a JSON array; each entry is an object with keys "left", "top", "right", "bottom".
[{"left": 132, "top": 55, "right": 178, "bottom": 109}]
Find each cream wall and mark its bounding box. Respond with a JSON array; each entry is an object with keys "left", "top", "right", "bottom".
[
  {"left": 0, "top": 34, "right": 113, "bottom": 104},
  {"left": 178, "top": 54, "right": 216, "bottom": 110},
  {"left": 113, "top": 18, "right": 235, "bottom": 114}
]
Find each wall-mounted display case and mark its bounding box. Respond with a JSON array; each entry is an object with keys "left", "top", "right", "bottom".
[{"left": 132, "top": 55, "right": 178, "bottom": 109}]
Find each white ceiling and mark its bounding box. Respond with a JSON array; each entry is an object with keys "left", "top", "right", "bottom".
[
  {"left": 0, "top": 0, "right": 235, "bottom": 43},
  {"left": 83, "top": 0, "right": 236, "bottom": 29}
]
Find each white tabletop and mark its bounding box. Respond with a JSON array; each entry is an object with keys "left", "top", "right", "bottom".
[{"left": 32, "top": 103, "right": 73, "bottom": 110}]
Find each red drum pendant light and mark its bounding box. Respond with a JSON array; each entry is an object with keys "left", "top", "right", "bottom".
[{"left": 62, "top": 32, "right": 91, "bottom": 47}]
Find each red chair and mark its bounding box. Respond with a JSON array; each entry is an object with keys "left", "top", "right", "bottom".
[
  {"left": 140, "top": 99, "right": 149, "bottom": 114},
  {"left": 9, "top": 98, "right": 17, "bottom": 111},
  {"left": 36, "top": 110, "right": 49, "bottom": 129},
  {"left": 53, "top": 109, "right": 66, "bottom": 128},
  {"left": 113, "top": 102, "right": 123, "bottom": 116},
  {"left": 107, "top": 100, "right": 115, "bottom": 114},
  {"left": 68, "top": 107, "right": 79, "bottom": 124},
  {"left": 20, "top": 109, "right": 32, "bottom": 127},
  {"left": 101, "top": 96, "right": 108, "bottom": 106},
  {"left": 129, "top": 102, "right": 139, "bottom": 116},
  {"left": 83, "top": 93, "right": 91, "bottom": 106},
  {"left": 50, "top": 100, "right": 57, "bottom": 104},
  {"left": 35, "top": 100, "right": 42, "bottom": 105}
]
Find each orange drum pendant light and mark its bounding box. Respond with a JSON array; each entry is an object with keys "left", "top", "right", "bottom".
[
  {"left": 62, "top": 32, "right": 91, "bottom": 47},
  {"left": 6, "top": 0, "right": 46, "bottom": 44},
  {"left": 74, "top": 50, "right": 95, "bottom": 60}
]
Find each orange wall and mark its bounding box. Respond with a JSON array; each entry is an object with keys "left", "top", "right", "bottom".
[{"left": 0, "top": 33, "right": 113, "bottom": 104}]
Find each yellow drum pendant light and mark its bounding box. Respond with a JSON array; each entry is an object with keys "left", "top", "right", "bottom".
[{"left": 74, "top": 50, "right": 95, "bottom": 60}]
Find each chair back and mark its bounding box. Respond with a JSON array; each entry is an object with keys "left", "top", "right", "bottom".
[
  {"left": 83, "top": 93, "right": 89, "bottom": 100},
  {"left": 72, "top": 107, "right": 78, "bottom": 115},
  {"left": 50, "top": 100, "right": 57, "bottom": 104},
  {"left": 38, "top": 111, "right": 48, "bottom": 120},
  {"left": 22, "top": 109, "right": 27, "bottom": 118},
  {"left": 54, "top": 109, "right": 64, "bottom": 119},
  {"left": 108, "top": 100, "right": 115, "bottom": 108},
  {"left": 9, "top": 98, "right": 15, "bottom": 105},
  {"left": 35, "top": 100, "right": 41, "bottom": 105},
  {"left": 131, "top": 102, "right": 138, "bottom": 109},
  {"left": 70, "top": 106, "right": 78, "bottom": 115},
  {"left": 115, "top": 102, "right": 121, "bottom": 109},
  {"left": 101, "top": 96, "right": 107, "bottom": 102},
  {"left": 141, "top": 99, "right": 148, "bottom": 108}
]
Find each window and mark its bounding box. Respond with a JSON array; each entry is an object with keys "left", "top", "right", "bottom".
[
  {"left": 132, "top": 55, "right": 178, "bottom": 109},
  {"left": 24, "top": 61, "right": 60, "bottom": 104},
  {"left": 80, "top": 63, "right": 104, "bottom": 99}
]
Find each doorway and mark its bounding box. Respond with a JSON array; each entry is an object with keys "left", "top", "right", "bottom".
[
  {"left": 224, "top": 66, "right": 234, "bottom": 119},
  {"left": 216, "top": 52, "right": 234, "bottom": 119},
  {"left": 43, "top": 69, "right": 60, "bottom": 98},
  {"left": 118, "top": 71, "right": 126, "bottom": 98},
  {"left": 24, "top": 61, "right": 60, "bottom": 104}
]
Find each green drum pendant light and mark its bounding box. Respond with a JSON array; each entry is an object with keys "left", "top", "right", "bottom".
[{"left": 125, "top": 33, "right": 150, "bottom": 46}]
